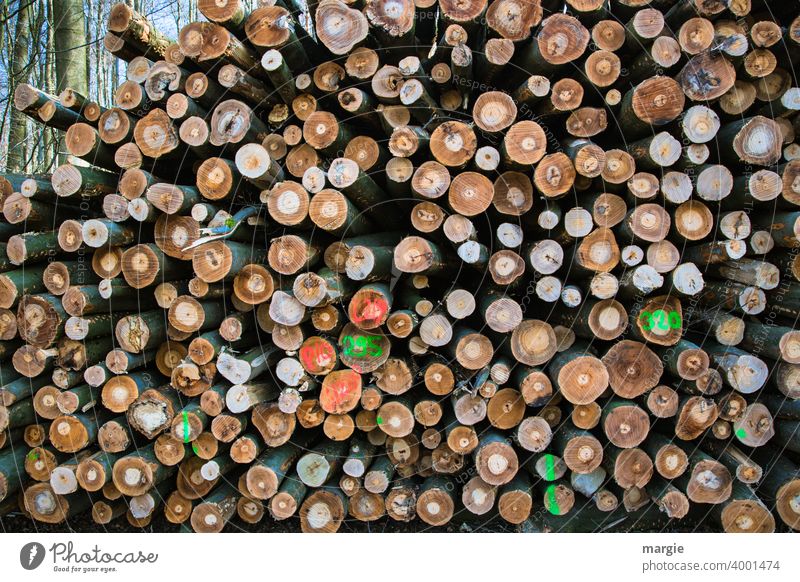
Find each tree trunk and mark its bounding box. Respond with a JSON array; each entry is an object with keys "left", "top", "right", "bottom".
[
  {"left": 53, "top": 0, "right": 89, "bottom": 163},
  {"left": 6, "top": 1, "right": 34, "bottom": 172}
]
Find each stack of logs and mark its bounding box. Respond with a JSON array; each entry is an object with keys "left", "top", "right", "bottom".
[{"left": 1, "top": 0, "right": 800, "bottom": 533}]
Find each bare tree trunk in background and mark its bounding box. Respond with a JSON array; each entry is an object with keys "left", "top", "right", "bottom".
[
  {"left": 101, "top": 0, "right": 110, "bottom": 106},
  {"left": 0, "top": 3, "right": 5, "bottom": 57},
  {"left": 172, "top": 0, "right": 181, "bottom": 31},
  {"left": 88, "top": 0, "right": 100, "bottom": 103},
  {"left": 6, "top": 0, "right": 34, "bottom": 172},
  {"left": 0, "top": 3, "right": 10, "bottom": 167},
  {"left": 112, "top": 58, "right": 118, "bottom": 103},
  {"left": 110, "top": 0, "right": 119, "bottom": 104},
  {"left": 86, "top": 0, "right": 93, "bottom": 93},
  {"left": 52, "top": 0, "right": 88, "bottom": 163},
  {"left": 42, "top": 0, "right": 57, "bottom": 170},
  {"left": 52, "top": 0, "right": 88, "bottom": 93},
  {"left": 110, "top": 0, "right": 119, "bottom": 107}
]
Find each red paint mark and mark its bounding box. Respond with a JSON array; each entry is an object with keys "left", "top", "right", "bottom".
[
  {"left": 321, "top": 371, "right": 361, "bottom": 413},
  {"left": 329, "top": 383, "right": 350, "bottom": 408},
  {"left": 349, "top": 294, "right": 389, "bottom": 327},
  {"left": 299, "top": 339, "right": 335, "bottom": 373}
]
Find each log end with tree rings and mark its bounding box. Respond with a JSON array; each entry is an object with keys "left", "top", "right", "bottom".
[
  {"left": 448, "top": 172, "right": 494, "bottom": 217},
  {"left": 646, "top": 385, "right": 679, "bottom": 418},
  {"left": 733, "top": 403, "right": 774, "bottom": 447},
  {"left": 473, "top": 92, "right": 517, "bottom": 133},
  {"left": 22, "top": 483, "right": 69, "bottom": 524},
  {"left": 720, "top": 498, "right": 775, "bottom": 534},
  {"left": 563, "top": 433, "right": 604, "bottom": 475},
  {"left": 630, "top": 76, "right": 686, "bottom": 127},
  {"left": 625, "top": 203, "right": 671, "bottom": 243},
  {"left": 475, "top": 439, "right": 518, "bottom": 486},
  {"left": 517, "top": 416, "right": 552, "bottom": 453},
  {"left": 584, "top": 50, "right": 620, "bottom": 88},
  {"left": 576, "top": 228, "right": 620, "bottom": 272},
  {"left": 268, "top": 182, "right": 310, "bottom": 227},
  {"left": 599, "top": 149, "right": 633, "bottom": 185},
  {"left": 682, "top": 104, "right": 720, "bottom": 143},
  {"left": 685, "top": 460, "right": 732, "bottom": 504},
  {"left": 415, "top": 479, "right": 454, "bottom": 526},
  {"left": 371, "top": 403, "right": 411, "bottom": 440},
  {"left": 316, "top": 0, "right": 369, "bottom": 56},
  {"left": 602, "top": 340, "right": 662, "bottom": 399},
  {"left": 534, "top": 13, "right": 589, "bottom": 66},
  {"left": 587, "top": 299, "right": 627, "bottom": 341},
  {"left": 556, "top": 355, "right": 609, "bottom": 405},
  {"left": 510, "top": 320, "right": 556, "bottom": 367},
  {"left": 485, "top": 0, "right": 542, "bottom": 40},
  {"left": 233, "top": 264, "right": 274, "bottom": 305},
  {"left": 565, "top": 107, "right": 607, "bottom": 138},
  {"left": 393, "top": 236, "right": 438, "bottom": 274},
  {"left": 603, "top": 403, "right": 650, "bottom": 449},
  {"left": 430, "top": 121, "right": 478, "bottom": 168},
  {"left": 571, "top": 402, "right": 601, "bottom": 430},
  {"left": 571, "top": 142, "right": 607, "bottom": 179},
  {"left": 590, "top": 193, "right": 626, "bottom": 229},
  {"left": 731, "top": 116, "right": 783, "bottom": 167},
  {"left": 678, "top": 52, "right": 736, "bottom": 102},
  {"left": 503, "top": 121, "right": 546, "bottom": 167},
  {"left": 300, "top": 489, "right": 346, "bottom": 533},
  {"left": 527, "top": 239, "right": 563, "bottom": 275},
  {"left": 412, "top": 161, "right": 451, "bottom": 199}
]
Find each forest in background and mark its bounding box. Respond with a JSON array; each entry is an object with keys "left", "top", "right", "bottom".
[{"left": 0, "top": 0, "right": 200, "bottom": 174}]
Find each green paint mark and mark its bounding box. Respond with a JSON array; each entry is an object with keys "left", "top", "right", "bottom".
[
  {"left": 225, "top": 217, "right": 235, "bottom": 229},
  {"left": 26, "top": 450, "right": 38, "bottom": 461},
  {"left": 736, "top": 428, "right": 747, "bottom": 440},
  {"left": 342, "top": 335, "right": 382, "bottom": 358},
  {"left": 192, "top": 443, "right": 199, "bottom": 455},
  {"left": 639, "top": 310, "right": 682, "bottom": 331},
  {"left": 376, "top": 416, "right": 383, "bottom": 425},
  {"left": 544, "top": 454, "right": 556, "bottom": 481},
  {"left": 182, "top": 411, "right": 190, "bottom": 443},
  {"left": 543, "top": 455, "right": 560, "bottom": 515},
  {"left": 546, "top": 484, "right": 560, "bottom": 515}
]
